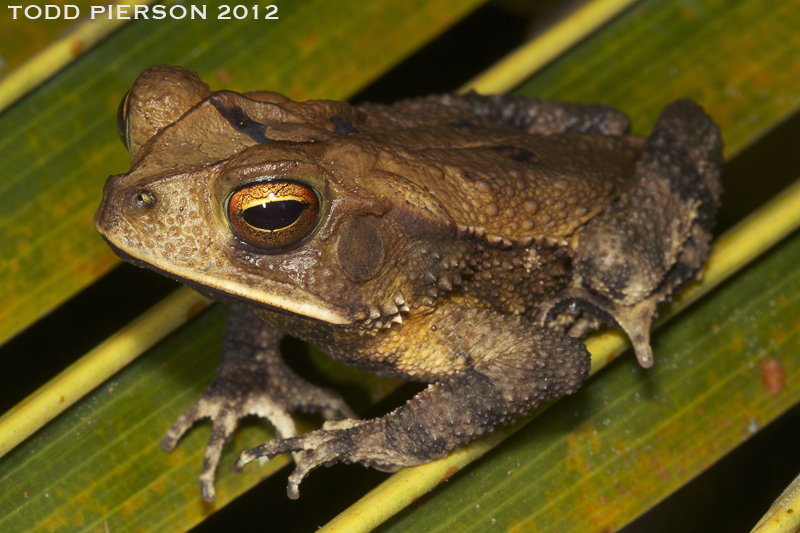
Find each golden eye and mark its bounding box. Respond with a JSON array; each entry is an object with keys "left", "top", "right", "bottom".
[{"left": 228, "top": 181, "right": 320, "bottom": 249}]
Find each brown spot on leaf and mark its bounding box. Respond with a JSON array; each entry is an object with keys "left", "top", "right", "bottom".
[
  {"left": 216, "top": 68, "right": 231, "bottom": 85},
  {"left": 70, "top": 39, "right": 83, "bottom": 57},
  {"left": 120, "top": 493, "right": 147, "bottom": 515},
  {"left": 760, "top": 357, "right": 785, "bottom": 396},
  {"left": 439, "top": 466, "right": 459, "bottom": 483}
]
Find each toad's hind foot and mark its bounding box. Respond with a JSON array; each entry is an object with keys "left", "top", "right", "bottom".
[
  {"left": 534, "top": 287, "right": 657, "bottom": 368},
  {"left": 234, "top": 423, "right": 377, "bottom": 500}
]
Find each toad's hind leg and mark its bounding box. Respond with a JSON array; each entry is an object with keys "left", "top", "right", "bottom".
[
  {"left": 234, "top": 306, "right": 591, "bottom": 499},
  {"left": 535, "top": 100, "right": 723, "bottom": 367}
]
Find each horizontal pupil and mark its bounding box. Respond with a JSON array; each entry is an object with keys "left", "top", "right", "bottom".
[{"left": 242, "top": 200, "right": 305, "bottom": 231}]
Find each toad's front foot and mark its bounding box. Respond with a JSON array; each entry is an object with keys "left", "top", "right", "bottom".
[
  {"left": 161, "top": 369, "right": 355, "bottom": 501},
  {"left": 162, "top": 305, "right": 355, "bottom": 501}
]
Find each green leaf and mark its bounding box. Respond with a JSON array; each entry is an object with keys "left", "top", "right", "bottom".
[
  {"left": 0, "top": 0, "right": 101, "bottom": 74},
  {"left": 0, "top": 303, "right": 401, "bottom": 532},
  {"left": 752, "top": 470, "right": 800, "bottom": 533},
  {"left": 0, "top": 289, "right": 212, "bottom": 458},
  {"left": 515, "top": 0, "right": 800, "bottom": 156}
]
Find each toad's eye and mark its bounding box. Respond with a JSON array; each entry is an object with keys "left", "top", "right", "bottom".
[
  {"left": 227, "top": 181, "right": 320, "bottom": 249},
  {"left": 116, "top": 89, "right": 132, "bottom": 153}
]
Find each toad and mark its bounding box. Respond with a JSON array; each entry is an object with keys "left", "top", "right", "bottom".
[{"left": 95, "top": 65, "right": 722, "bottom": 500}]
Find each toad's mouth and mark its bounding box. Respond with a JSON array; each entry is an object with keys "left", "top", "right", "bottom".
[{"left": 98, "top": 234, "right": 354, "bottom": 326}]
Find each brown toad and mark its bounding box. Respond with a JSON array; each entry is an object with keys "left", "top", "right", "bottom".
[{"left": 94, "top": 65, "right": 723, "bottom": 500}]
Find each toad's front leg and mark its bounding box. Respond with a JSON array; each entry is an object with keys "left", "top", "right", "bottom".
[{"left": 235, "top": 306, "right": 590, "bottom": 498}]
